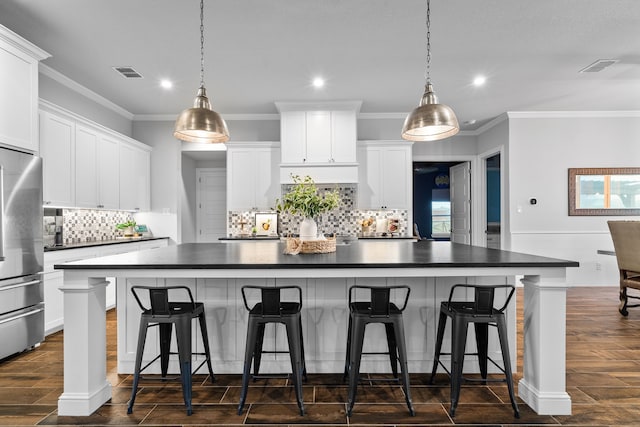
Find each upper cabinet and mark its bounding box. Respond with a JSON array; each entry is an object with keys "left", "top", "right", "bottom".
[
  {"left": 276, "top": 101, "right": 361, "bottom": 184},
  {"left": 227, "top": 142, "right": 280, "bottom": 211},
  {"left": 40, "top": 111, "right": 75, "bottom": 207},
  {"left": 119, "top": 142, "right": 151, "bottom": 212},
  {"left": 40, "top": 101, "right": 151, "bottom": 211},
  {"left": 0, "top": 26, "right": 50, "bottom": 153},
  {"left": 358, "top": 141, "right": 413, "bottom": 210},
  {"left": 279, "top": 108, "right": 358, "bottom": 164}
]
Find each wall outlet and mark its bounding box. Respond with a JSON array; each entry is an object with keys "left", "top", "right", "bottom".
[{"left": 595, "top": 262, "right": 601, "bottom": 271}]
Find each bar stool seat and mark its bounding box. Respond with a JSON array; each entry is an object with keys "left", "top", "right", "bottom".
[
  {"left": 343, "top": 285, "right": 415, "bottom": 417},
  {"left": 237, "top": 285, "right": 307, "bottom": 416},
  {"left": 430, "top": 284, "right": 519, "bottom": 418},
  {"left": 127, "top": 286, "right": 215, "bottom": 416}
]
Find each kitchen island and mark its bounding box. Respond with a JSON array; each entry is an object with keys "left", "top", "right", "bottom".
[{"left": 55, "top": 240, "right": 578, "bottom": 416}]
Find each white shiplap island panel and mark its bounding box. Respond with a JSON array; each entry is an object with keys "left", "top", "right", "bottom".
[{"left": 55, "top": 241, "right": 578, "bottom": 416}]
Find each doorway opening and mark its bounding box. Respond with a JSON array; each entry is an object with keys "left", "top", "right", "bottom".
[
  {"left": 413, "top": 161, "right": 468, "bottom": 241},
  {"left": 485, "top": 153, "right": 501, "bottom": 248}
]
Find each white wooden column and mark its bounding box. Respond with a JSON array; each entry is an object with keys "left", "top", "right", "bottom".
[
  {"left": 518, "top": 272, "right": 572, "bottom": 415},
  {"left": 57, "top": 271, "right": 111, "bottom": 416}
]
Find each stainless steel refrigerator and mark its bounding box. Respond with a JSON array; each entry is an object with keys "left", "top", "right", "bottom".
[{"left": 0, "top": 147, "right": 43, "bottom": 361}]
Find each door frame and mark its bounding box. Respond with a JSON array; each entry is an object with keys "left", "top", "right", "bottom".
[
  {"left": 476, "top": 146, "right": 505, "bottom": 248},
  {"left": 413, "top": 153, "right": 483, "bottom": 245}
]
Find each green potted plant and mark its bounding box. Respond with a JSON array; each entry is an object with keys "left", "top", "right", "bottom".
[
  {"left": 276, "top": 175, "right": 340, "bottom": 240},
  {"left": 116, "top": 220, "right": 136, "bottom": 237}
]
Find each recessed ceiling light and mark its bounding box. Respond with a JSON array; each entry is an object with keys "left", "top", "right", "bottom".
[
  {"left": 473, "top": 76, "right": 486, "bottom": 87},
  {"left": 312, "top": 77, "right": 325, "bottom": 88},
  {"left": 160, "top": 79, "right": 173, "bottom": 89}
]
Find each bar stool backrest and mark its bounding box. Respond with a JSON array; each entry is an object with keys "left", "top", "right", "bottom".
[
  {"left": 348, "top": 285, "right": 410, "bottom": 317},
  {"left": 131, "top": 286, "right": 197, "bottom": 317},
  {"left": 370, "top": 288, "right": 391, "bottom": 316},
  {"left": 447, "top": 284, "right": 515, "bottom": 314},
  {"left": 474, "top": 287, "right": 495, "bottom": 315},
  {"left": 241, "top": 285, "right": 303, "bottom": 317}
]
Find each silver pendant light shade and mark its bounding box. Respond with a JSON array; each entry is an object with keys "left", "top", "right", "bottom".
[
  {"left": 174, "top": 86, "right": 229, "bottom": 143},
  {"left": 402, "top": 0, "right": 459, "bottom": 142},
  {"left": 174, "top": 0, "right": 229, "bottom": 143},
  {"left": 401, "top": 83, "right": 459, "bottom": 141}
]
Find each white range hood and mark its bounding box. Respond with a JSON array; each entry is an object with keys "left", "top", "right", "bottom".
[{"left": 276, "top": 101, "right": 361, "bottom": 184}]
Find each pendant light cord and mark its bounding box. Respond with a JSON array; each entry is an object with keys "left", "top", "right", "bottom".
[
  {"left": 425, "top": 0, "right": 431, "bottom": 85},
  {"left": 199, "top": 0, "right": 205, "bottom": 88}
]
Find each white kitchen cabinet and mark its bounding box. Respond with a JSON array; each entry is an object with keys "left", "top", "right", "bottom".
[
  {"left": 40, "top": 101, "right": 151, "bottom": 211},
  {"left": 358, "top": 141, "right": 412, "bottom": 210},
  {"left": 227, "top": 142, "right": 279, "bottom": 211},
  {"left": 40, "top": 111, "right": 75, "bottom": 207},
  {"left": 119, "top": 142, "right": 151, "bottom": 212},
  {"left": 97, "top": 135, "right": 120, "bottom": 209},
  {"left": 277, "top": 101, "right": 360, "bottom": 165},
  {"left": 75, "top": 125, "right": 119, "bottom": 209},
  {"left": 43, "top": 238, "right": 168, "bottom": 335},
  {"left": 0, "top": 26, "right": 49, "bottom": 152},
  {"left": 280, "top": 110, "right": 357, "bottom": 164}
]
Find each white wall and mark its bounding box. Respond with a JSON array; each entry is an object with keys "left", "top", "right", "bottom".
[
  {"left": 180, "top": 154, "right": 197, "bottom": 243},
  {"left": 39, "top": 73, "right": 132, "bottom": 136},
  {"left": 132, "top": 120, "right": 180, "bottom": 242},
  {"left": 505, "top": 113, "right": 640, "bottom": 285}
]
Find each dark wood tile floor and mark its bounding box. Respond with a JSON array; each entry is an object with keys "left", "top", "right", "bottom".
[{"left": 2, "top": 286, "right": 640, "bottom": 426}]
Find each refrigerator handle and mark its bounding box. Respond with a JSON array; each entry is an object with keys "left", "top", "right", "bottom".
[{"left": 0, "top": 165, "right": 4, "bottom": 261}]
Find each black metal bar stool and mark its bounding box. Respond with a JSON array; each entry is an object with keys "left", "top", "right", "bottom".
[
  {"left": 237, "top": 285, "right": 307, "bottom": 416},
  {"left": 127, "top": 286, "right": 215, "bottom": 416},
  {"left": 343, "top": 285, "right": 415, "bottom": 417},
  {"left": 430, "top": 284, "right": 519, "bottom": 418}
]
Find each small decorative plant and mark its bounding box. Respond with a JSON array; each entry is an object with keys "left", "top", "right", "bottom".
[
  {"left": 115, "top": 220, "right": 136, "bottom": 230},
  {"left": 275, "top": 175, "right": 340, "bottom": 219}
]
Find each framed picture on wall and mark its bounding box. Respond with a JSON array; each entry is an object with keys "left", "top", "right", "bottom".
[{"left": 255, "top": 212, "right": 278, "bottom": 236}]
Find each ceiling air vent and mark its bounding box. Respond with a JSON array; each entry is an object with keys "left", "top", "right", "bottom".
[
  {"left": 579, "top": 59, "right": 619, "bottom": 73},
  {"left": 113, "top": 66, "right": 143, "bottom": 79}
]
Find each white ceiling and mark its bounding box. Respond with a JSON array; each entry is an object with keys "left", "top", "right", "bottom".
[{"left": 1, "top": 0, "right": 640, "bottom": 131}]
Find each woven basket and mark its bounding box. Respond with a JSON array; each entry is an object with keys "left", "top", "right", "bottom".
[{"left": 284, "top": 237, "right": 336, "bottom": 254}]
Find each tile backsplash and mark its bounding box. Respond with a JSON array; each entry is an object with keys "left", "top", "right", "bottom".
[
  {"left": 228, "top": 184, "right": 409, "bottom": 237},
  {"left": 54, "top": 209, "right": 135, "bottom": 244}
]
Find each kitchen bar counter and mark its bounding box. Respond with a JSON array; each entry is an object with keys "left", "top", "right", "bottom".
[
  {"left": 44, "top": 236, "right": 169, "bottom": 252},
  {"left": 55, "top": 240, "right": 577, "bottom": 416}
]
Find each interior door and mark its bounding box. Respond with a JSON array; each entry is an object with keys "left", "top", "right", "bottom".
[
  {"left": 450, "top": 162, "right": 471, "bottom": 244},
  {"left": 197, "top": 168, "right": 226, "bottom": 242}
]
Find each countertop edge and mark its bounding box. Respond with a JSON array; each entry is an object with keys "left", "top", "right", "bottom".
[{"left": 45, "top": 236, "right": 170, "bottom": 252}]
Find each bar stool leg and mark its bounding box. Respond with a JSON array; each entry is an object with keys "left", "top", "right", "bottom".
[
  {"left": 298, "top": 316, "right": 308, "bottom": 381},
  {"left": 385, "top": 323, "right": 399, "bottom": 378},
  {"left": 253, "top": 323, "right": 266, "bottom": 379},
  {"left": 238, "top": 318, "right": 260, "bottom": 415},
  {"left": 346, "top": 317, "right": 366, "bottom": 417},
  {"left": 496, "top": 315, "right": 520, "bottom": 418},
  {"left": 449, "top": 317, "right": 468, "bottom": 418},
  {"left": 392, "top": 317, "right": 415, "bottom": 416},
  {"left": 474, "top": 323, "right": 489, "bottom": 384},
  {"left": 159, "top": 323, "right": 172, "bottom": 378},
  {"left": 197, "top": 312, "right": 215, "bottom": 383},
  {"left": 127, "top": 318, "right": 150, "bottom": 414},
  {"left": 430, "top": 311, "right": 447, "bottom": 384},
  {"left": 285, "top": 317, "right": 305, "bottom": 416},
  {"left": 175, "top": 317, "right": 193, "bottom": 416},
  {"left": 343, "top": 313, "right": 353, "bottom": 381}
]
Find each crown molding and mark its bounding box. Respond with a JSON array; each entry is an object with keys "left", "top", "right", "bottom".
[
  {"left": 507, "top": 111, "right": 640, "bottom": 119},
  {"left": 133, "top": 113, "right": 280, "bottom": 122},
  {"left": 39, "top": 63, "right": 134, "bottom": 120},
  {"left": 0, "top": 25, "right": 50, "bottom": 60}
]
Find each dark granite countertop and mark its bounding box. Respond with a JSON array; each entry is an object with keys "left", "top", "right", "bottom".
[
  {"left": 45, "top": 236, "right": 169, "bottom": 252},
  {"left": 55, "top": 240, "right": 579, "bottom": 270}
]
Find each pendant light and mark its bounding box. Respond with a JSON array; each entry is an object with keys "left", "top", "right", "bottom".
[
  {"left": 402, "top": 0, "right": 459, "bottom": 142},
  {"left": 174, "top": 0, "right": 229, "bottom": 143}
]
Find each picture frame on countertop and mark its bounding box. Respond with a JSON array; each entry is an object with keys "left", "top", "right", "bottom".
[{"left": 254, "top": 212, "right": 278, "bottom": 236}]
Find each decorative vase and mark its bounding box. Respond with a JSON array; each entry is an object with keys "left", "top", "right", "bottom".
[
  {"left": 124, "top": 226, "right": 135, "bottom": 237},
  {"left": 299, "top": 217, "right": 318, "bottom": 241}
]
